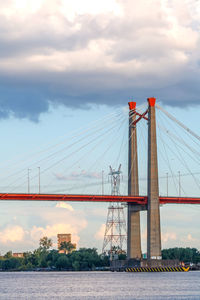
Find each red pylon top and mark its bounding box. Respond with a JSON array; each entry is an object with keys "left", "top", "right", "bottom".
[
  {"left": 147, "top": 97, "right": 156, "bottom": 107},
  {"left": 128, "top": 102, "right": 136, "bottom": 110}
]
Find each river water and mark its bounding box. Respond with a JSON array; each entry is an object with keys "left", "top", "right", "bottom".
[{"left": 0, "top": 271, "right": 199, "bottom": 299}]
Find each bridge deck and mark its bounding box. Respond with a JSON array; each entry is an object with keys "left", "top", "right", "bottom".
[{"left": 0, "top": 193, "right": 199, "bottom": 204}]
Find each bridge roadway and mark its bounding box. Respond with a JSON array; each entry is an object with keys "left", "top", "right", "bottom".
[{"left": 0, "top": 193, "right": 199, "bottom": 204}]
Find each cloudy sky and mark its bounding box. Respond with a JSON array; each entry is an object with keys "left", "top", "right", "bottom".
[{"left": 0, "top": 0, "right": 200, "bottom": 254}]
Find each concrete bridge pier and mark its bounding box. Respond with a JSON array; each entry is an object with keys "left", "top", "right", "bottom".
[{"left": 127, "top": 102, "right": 142, "bottom": 260}]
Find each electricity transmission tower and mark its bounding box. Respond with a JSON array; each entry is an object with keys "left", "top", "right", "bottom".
[{"left": 102, "top": 164, "right": 127, "bottom": 260}]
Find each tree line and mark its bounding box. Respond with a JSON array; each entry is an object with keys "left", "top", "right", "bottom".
[
  {"left": 162, "top": 247, "right": 200, "bottom": 263},
  {"left": 0, "top": 237, "right": 200, "bottom": 271},
  {"left": 0, "top": 237, "right": 110, "bottom": 271}
]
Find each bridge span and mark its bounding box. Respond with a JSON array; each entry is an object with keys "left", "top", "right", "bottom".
[{"left": 0, "top": 193, "right": 200, "bottom": 204}]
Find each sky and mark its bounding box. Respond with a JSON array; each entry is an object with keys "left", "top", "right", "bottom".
[{"left": 0, "top": 0, "right": 200, "bottom": 254}]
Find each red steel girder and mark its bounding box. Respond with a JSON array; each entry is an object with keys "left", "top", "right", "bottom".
[
  {"left": 160, "top": 197, "right": 200, "bottom": 205},
  {"left": 0, "top": 193, "right": 200, "bottom": 204},
  {"left": 0, "top": 193, "right": 147, "bottom": 204}
]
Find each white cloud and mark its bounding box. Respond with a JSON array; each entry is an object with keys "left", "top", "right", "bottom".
[
  {"left": 60, "top": 0, "right": 122, "bottom": 21},
  {"left": 30, "top": 223, "right": 83, "bottom": 245},
  {"left": 0, "top": 220, "right": 86, "bottom": 250},
  {"left": 0, "top": 225, "right": 25, "bottom": 243},
  {"left": 0, "top": 202, "right": 88, "bottom": 252},
  {"left": 187, "top": 233, "right": 196, "bottom": 242},
  {"left": 179, "top": 233, "right": 199, "bottom": 248},
  {"left": 162, "top": 232, "right": 177, "bottom": 243},
  {"left": 0, "top": 0, "right": 199, "bottom": 118},
  {"left": 3, "top": 0, "right": 122, "bottom": 19},
  {"left": 56, "top": 202, "right": 74, "bottom": 211},
  {"left": 30, "top": 205, "right": 88, "bottom": 248},
  {"left": 0, "top": 0, "right": 199, "bottom": 81},
  {"left": 95, "top": 223, "right": 106, "bottom": 240}
]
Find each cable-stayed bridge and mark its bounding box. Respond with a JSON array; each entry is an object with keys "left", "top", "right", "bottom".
[{"left": 1, "top": 98, "right": 200, "bottom": 266}]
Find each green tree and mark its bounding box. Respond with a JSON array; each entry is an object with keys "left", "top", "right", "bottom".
[
  {"left": 162, "top": 247, "right": 200, "bottom": 263},
  {"left": 72, "top": 260, "right": 80, "bottom": 271},
  {"left": 0, "top": 246, "right": 119, "bottom": 271},
  {"left": 4, "top": 251, "right": 12, "bottom": 259},
  {"left": 56, "top": 255, "right": 70, "bottom": 270},
  {"left": 69, "top": 248, "right": 102, "bottom": 270},
  {"left": 47, "top": 249, "right": 59, "bottom": 267},
  {"left": 39, "top": 236, "right": 53, "bottom": 251},
  {"left": 118, "top": 253, "right": 127, "bottom": 260},
  {"left": 2, "top": 259, "right": 11, "bottom": 270},
  {"left": 22, "top": 262, "right": 33, "bottom": 271},
  {"left": 39, "top": 257, "right": 48, "bottom": 268},
  {"left": 59, "top": 241, "right": 75, "bottom": 254},
  {"left": 1, "top": 257, "right": 22, "bottom": 270}
]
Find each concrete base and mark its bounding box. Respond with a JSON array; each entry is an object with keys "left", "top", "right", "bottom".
[
  {"left": 126, "top": 259, "right": 180, "bottom": 268},
  {"left": 126, "top": 258, "right": 141, "bottom": 268},
  {"left": 110, "top": 259, "right": 181, "bottom": 271},
  {"left": 141, "top": 259, "right": 180, "bottom": 268}
]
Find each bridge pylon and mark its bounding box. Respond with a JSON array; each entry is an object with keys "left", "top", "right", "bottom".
[
  {"left": 127, "top": 98, "right": 162, "bottom": 262},
  {"left": 147, "top": 98, "right": 161, "bottom": 260},
  {"left": 127, "top": 102, "right": 142, "bottom": 260}
]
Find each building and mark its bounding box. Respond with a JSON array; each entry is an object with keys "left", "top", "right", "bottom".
[
  {"left": 57, "top": 233, "right": 76, "bottom": 253},
  {"left": 12, "top": 252, "right": 24, "bottom": 258},
  {"left": 57, "top": 233, "right": 71, "bottom": 249}
]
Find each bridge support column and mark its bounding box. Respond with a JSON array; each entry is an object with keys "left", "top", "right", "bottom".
[
  {"left": 147, "top": 98, "right": 161, "bottom": 260},
  {"left": 127, "top": 102, "right": 142, "bottom": 259}
]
